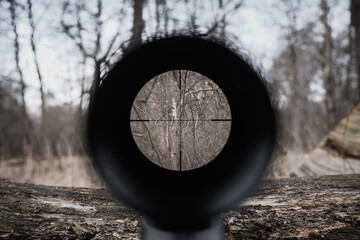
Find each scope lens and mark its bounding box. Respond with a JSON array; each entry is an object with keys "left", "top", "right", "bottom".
[{"left": 130, "top": 70, "right": 231, "bottom": 171}]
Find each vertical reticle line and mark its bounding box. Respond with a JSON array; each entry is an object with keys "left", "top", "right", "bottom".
[
  {"left": 178, "top": 70, "right": 182, "bottom": 172},
  {"left": 129, "top": 71, "right": 232, "bottom": 171}
]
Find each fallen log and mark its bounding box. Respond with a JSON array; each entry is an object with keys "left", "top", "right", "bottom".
[
  {"left": 321, "top": 103, "right": 360, "bottom": 159},
  {"left": 290, "top": 104, "right": 360, "bottom": 177},
  {"left": 0, "top": 174, "right": 359, "bottom": 239}
]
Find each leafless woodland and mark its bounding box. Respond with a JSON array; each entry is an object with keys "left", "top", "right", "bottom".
[
  {"left": 0, "top": 0, "right": 360, "bottom": 185},
  {"left": 130, "top": 70, "right": 231, "bottom": 171}
]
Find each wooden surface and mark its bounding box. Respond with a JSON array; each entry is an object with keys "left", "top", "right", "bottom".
[
  {"left": 321, "top": 103, "right": 360, "bottom": 158},
  {"left": 0, "top": 174, "right": 359, "bottom": 239},
  {"left": 130, "top": 70, "right": 231, "bottom": 171},
  {"left": 290, "top": 104, "right": 360, "bottom": 177}
]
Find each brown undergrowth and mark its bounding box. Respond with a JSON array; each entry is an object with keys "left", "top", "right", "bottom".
[{"left": 0, "top": 156, "right": 102, "bottom": 188}]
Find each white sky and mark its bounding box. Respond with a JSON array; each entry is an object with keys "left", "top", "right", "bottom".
[{"left": 0, "top": 0, "right": 349, "bottom": 114}]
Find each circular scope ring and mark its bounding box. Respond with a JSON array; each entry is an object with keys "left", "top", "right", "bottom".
[
  {"left": 130, "top": 70, "right": 232, "bottom": 171},
  {"left": 87, "top": 36, "right": 276, "bottom": 228}
]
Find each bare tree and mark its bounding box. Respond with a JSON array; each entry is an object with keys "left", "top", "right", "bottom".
[
  {"left": 270, "top": 0, "right": 313, "bottom": 151},
  {"left": 345, "top": 13, "right": 354, "bottom": 102},
  {"left": 330, "top": 23, "right": 357, "bottom": 118},
  {"left": 269, "top": 0, "right": 356, "bottom": 154},
  {"left": 216, "top": 0, "right": 244, "bottom": 38},
  {"left": 60, "top": 0, "right": 123, "bottom": 104},
  {"left": 9, "top": 0, "right": 26, "bottom": 119},
  {"left": 351, "top": 0, "right": 360, "bottom": 101},
  {"left": 320, "top": 0, "right": 336, "bottom": 129},
  {"left": 8, "top": 0, "right": 33, "bottom": 155},
  {"left": 26, "top": 0, "right": 51, "bottom": 159},
  {"left": 155, "top": 0, "right": 169, "bottom": 33},
  {"left": 270, "top": 23, "right": 328, "bottom": 152},
  {"left": 183, "top": 0, "right": 243, "bottom": 37},
  {"left": 130, "top": 71, "right": 231, "bottom": 171},
  {"left": 0, "top": 75, "right": 29, "bottom": 159},
  {"left": 129, "top": 0, "right": 145, "bottom": 48}
]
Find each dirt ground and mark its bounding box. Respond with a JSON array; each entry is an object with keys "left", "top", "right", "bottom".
[{"left": 0, "top": 174, "right": 359, "bottom": 239}]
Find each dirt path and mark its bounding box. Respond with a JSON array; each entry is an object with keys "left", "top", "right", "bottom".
[{"left": 0, "top": 174, "right": 359, "bottom": 239}]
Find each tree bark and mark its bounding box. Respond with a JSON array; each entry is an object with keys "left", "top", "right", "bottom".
[
  {"left": 9, "top": 0, "right": 32, "bottom": 154},
  {"left": 218, "top": 0, "right": 226, "bottom": 37},
  {"left": 346, "top": 18, "right": 354, "bottom": 102},
  {"left": 129, "top": 0, "right": 145, "bottom": 48},
  {"left": 27, "top": 0, "right": 51, "bottom": 159},
  {"left": 351, "top": 0, "right": 360, "bottom": 101},
  {"left": 89, "top": 60, "right": 102, "bottom": 105},
  {"left": 0, "top": 174, "right": 359, "bottom": 239},
  {"left": 321, "top": 0, "right": 336, "bottom": 129},
  {"left": 290, "top": 103, "right": 360, "bottom": 178}
]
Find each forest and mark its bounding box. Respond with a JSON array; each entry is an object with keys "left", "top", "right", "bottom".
[{"left": 0, "top": 0, "right": 359, "bottom": 186}]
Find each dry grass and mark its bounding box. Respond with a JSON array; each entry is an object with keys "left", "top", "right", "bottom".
[
  {"left": 272, "top": 152, "right": 310, "bottom": 178},
  {"left": 2, "top": 150, "right": 358, "bottom": 187},
  {"left": 0, "top": 153, "right": 303, "bottom": 187},
  {"left": 0, "top": 152, "right": 316, "bottom": 187},
  {"left": 0, "top": 156, "right": 102, "bottom": 188},
  {"left": 269, "top": 149, "right": 360, "bottom": 178}
]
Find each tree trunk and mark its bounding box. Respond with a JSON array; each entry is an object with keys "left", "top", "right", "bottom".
[
  {"left": 0, "top": 175, "right": 359, "bottom": 239},
  {"left": 321, "top": 0, "right": 336, "bottom": 129},
  {"left": 218, "top": 0, "right": 226, "bottom": 38},
  {"left": 9, "top": 0, "right": 32, "bottom": 155},
  {"left": 346, "top": 17, "right": 354, "bottom": 102},
  {"left": 289, "top": 42, "right": 302, "bottom": 149},
  {"left": 89, "top": 60, "right": 102, "bottom": 105},
  {"left": 351, "top": 0, "right": 360, "bottom": 102},
  {"left": 129, "top": 0, "right": 145, "bottom": 48},
  {"left": 27, "top": 0, "right": 51, "bottom": 159},
  {"left": 155, "top": 0, "right": 166, "bottom": 33}
]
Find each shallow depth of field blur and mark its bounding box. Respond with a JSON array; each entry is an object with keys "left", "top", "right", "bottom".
[{"left": 0, "top": 0, "right": 359, "bottom": 187}]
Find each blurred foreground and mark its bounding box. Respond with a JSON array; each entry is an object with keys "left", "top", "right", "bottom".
[{"left": 1, "top": 175, "right": 359, "bottom": 239}]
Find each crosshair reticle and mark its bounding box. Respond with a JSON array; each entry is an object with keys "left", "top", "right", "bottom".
[{"left": 130, "top": 70, "right": 232, "bottom": 171}]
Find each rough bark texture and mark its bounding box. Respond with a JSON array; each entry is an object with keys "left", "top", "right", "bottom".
[
  {"left": 0, "top": 174, "right": 359, "bottom": 239},
  {"left": 128, "top": 0, "right": 145, "bottom": 49},
  {"left": 321, "top": 103, "right": 360, "bottom": 158},
  {"left": 321, "top": 0, "right": 336, "bottom": 130},
  {"left": 351, "top": 0, "right": 360, "bottom": 100},
  {"left": 130, "top": 70, "right": 231, "bottom": 171}
]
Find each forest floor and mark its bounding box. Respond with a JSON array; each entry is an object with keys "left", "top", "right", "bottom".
[
  {"left": 0, "top": 174, "right": 359, "bottom": 239},
  {"left": 0, "top": 156, "right": 103, "bottom": 188},
  {"left": 2, "top": 151, "right": 359, "bottom": 188}
]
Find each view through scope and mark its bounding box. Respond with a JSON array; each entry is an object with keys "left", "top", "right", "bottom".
[{"left": 130, "top": 70, "right": 231, "bottom": 171}]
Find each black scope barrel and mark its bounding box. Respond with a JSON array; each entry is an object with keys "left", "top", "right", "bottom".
[{"left": 87, "top": 35, "right": 276, "bottom": 240}]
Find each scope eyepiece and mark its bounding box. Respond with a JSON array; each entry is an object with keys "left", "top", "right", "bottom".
[{"left": 87, "top": 35, "right": 276, "bottom": 240}]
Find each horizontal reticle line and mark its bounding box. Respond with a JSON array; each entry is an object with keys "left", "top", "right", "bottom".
[{"left": 130, "top": 119, "right": 232, "bottom": 122}]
